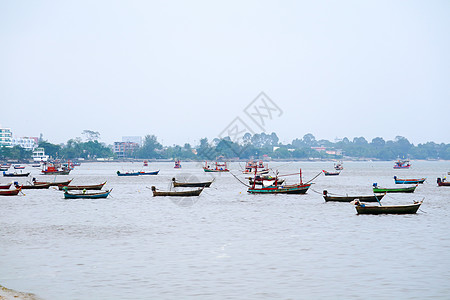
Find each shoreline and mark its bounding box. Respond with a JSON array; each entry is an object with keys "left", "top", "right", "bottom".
[{"left": 0, "top": 285, "right": 42, "bottom": 300}]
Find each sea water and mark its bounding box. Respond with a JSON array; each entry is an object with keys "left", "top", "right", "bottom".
[{"left": 0, "top": 161, "right": 449, "bottom": 300}]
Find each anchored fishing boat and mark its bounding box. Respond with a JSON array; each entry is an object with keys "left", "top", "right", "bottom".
[
  {"left": 323, "top": 170, "right": 340, "bottom": 176},
  {"left": 139, "top": 170, "right": 159, "bottom": 175},
  {"left": 247, "top": 169, "right": 312, "bottom": 194},
  {"left": 322, "top": 190, "right": 385, "bottom": 202},
  {"left": 174, "top": 160, "right": 182, "bottom": 169},
  {"left": 3, "top": 171, "right": 30, "bottom": 177},
  {"left": 393, "top": 159, "right": 411, "bottom": 169},
  {"left": 372, "top": 183, "right": 417, "bottom": 193},
  {"left": 33, "top": 178, "right": 73, "bottom": 187},
  {"left": 151, "top": 186, "right": 204, "bottom": 196},
  {"left": 437, "top": 178, "right": 450, "bottom": 186},
  {"left": 203, "top": 161, "right": 229, "bottom": 172},
  {"left": 15, "top": 181, "right": 50, "bottom": 189},
  {"left": 172, "top": 178, "right": 213, "bottom": 188},
  {"left": 243, "top": 160, "right": 269, "bottom": 174},
  {"left": 0, "top": 186, "right": 22, "bottom": 196},
  {"left": 248, "top": 175, "right": 284, "bottom": 186},
  {"left": 58, "top": 182, "right": 106, "bottom": 190},
  {"left": 0, "top": 183, "right": 12, "bottom": 189},
  {"left": 41, "top": 163, "right": 71, "bottom": 175},
  {"left": 354, "top": 200, "right": 422, "bottom": 215},
  {"left": 394, "top": 176, "right": 426, "bottom": 184},
  {"left": 334, "top": 162, "right": 343, "bottom": 170},
  {"left": 63, "top": 189, "right": 112, "bottom": 199}
]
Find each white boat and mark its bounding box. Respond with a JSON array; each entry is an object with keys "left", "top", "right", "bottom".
[{"left": 32, "top": 147, "right": 49, "bottom": 162}]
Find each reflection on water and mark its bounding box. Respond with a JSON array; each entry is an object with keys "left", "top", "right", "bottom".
[{"left": 0, "top": 161, "right": 449, "bottom": 299}]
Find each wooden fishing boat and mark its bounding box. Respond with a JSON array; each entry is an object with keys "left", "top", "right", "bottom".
[
  {"left": 334, "top": 162, "right": 344, "bottom": 170},
  {"left": 3, "top": 171, "right": 30, "bottom": 177},
  {"left": 248, "top": 175, "right": 285, "bottom": 185},
  {"left": 41, "top": 165, "right": 70, "bottom": 175},
  {"left": 13, "top": 165, "right": 25, "bottom": 169},
  {"left": 14, "top": 182, "right": 51, "bottom": 189},
  {"left": 117, "top": 171, "right": 141, "bottom": 176},
  {"left": 33, "top": 179, "right": 73, "bottom": 187},
  {"left": 354, "top": 200, "right": 422, "bottom": 215},
  {"left": 394, "top": 176, "right": 426, "bottom": 184},
  {"left": 248, "top": 183, "right": 311, "bottom": 194},
  {"left": 323, "top": 170, "right": 340, "bottom": 176},
  {"left": 372, "top": 183, "right": 417, "bottom": 193},
  {"left": 174, "top": 160, "right": 182, "bottom": 169},
  {"left": 203, "top": 161, "right": 229, "bottom": 172},
  {"left": 437, "top": 178, "right": 450, "bottom": 187},
  {"left": 0, "top": 183, "right": 12, "bottom": 189},
  {"left": 243, "top": 160, "right": 269, "bottom": 174},
  {"left": 393, "top": 159, "right": 411, "bottom": 169},
  {"left": 58, "top": 182, "right": 106, "bottom": 190},
  {"left": 0, "top": 186, "right": 22, "bottom": 196},
  {"left": 151, "top": 186, "right": 204, "bottom": 196},
  {"left": 63, "top": 189, "right": 112, "bottom": 199},
  {"left": 139, "top": 170, "right": 159, "bottom": 175},
  {"left": 172, "top": 178, "right": 213, "bottom": 187},
  {"left": 322, "top": 190, "right": 385, "bottom": 202}
]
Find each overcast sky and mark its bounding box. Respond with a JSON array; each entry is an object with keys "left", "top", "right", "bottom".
[{"left": 1, "top": 0, "right": 449, "bottom": 146}]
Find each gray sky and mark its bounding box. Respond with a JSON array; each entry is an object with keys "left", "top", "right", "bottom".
[{"left": 1, "top": 0, "right": 449, "bottom": 146}]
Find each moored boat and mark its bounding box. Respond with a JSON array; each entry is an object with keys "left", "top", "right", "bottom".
[
  {"left": 139, "top": 170, "right": 159, "bottom": 175},
  {"left": 33, "top": 178, "right": 73, "bottom": 187},
  {"left": 58, "top": 182, "right": 106, "bottom": 191},
  {"left": 41, "top": 164, "right": 70, "bottom": 175},
  {"left": 14, "top": 182, "right": 51, "bottom": 189},
  {"left": 0, "top": 186, "right": 22, "bottom": 196},
  {"left": 354, "top": 200, "right": 422, "bottom": 215},
  {"left": 323, "top": 190, "right": 385, "bottom": 202},
  {"left": 151, "top": 186, "right": 204, "bottom": 196},
  {"left": 393, "top": 159, "right": 411, "bottom": 169},
  {"left": 437, "top": 178, "right": 450, "bottom": 187},
  {"left": 334, "top": 162, "right": 344, "bottom": 170},
  {"left": 117, "top": 171, "right": 141, "bottom": 176},
  {"left": 203, "top": 161, "right": 229, "bottom": 172},
  {"left": 323, "top": 170, "right": 340, "bottom": 176},
  {"left": 247, "top": 169, "right": 312, "bottom": 194},
  {"left": 13, "top": 165, "right": 25, "bottom": 169},
  {"left": 248, "top": 175, "right": 285, "bottom": 186},
  {"left": 63, "top": 189, "right": 112, "bottom": 199},
  {"left": 372, "top": 183, "right": 417, "bottom": 193},
  {"left": 174, "top": 160, "right": 182, "bottom": 169},
  {"left": 172, "top": 178, "right": 213, "bottom": 188},
  {"left": 394, "top": 176, "right": 426, "bottom": 184},
  {"left": 243, "top": 160, "right": 269, "bottom": 174},
  {"left": 3, "top": 171, "right": 30, "bottom": 177},
  {"left": 0, "top": 183, "right": 12, "bottom": 189}
]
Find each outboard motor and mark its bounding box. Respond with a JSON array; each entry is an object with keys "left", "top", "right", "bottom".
[{"left": 373, "top": 183, "right": 378, "bottom": 187}]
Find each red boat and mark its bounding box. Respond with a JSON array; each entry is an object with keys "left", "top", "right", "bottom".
[
  {"left": 0, "top": 186, "right": 22, "bottom": 196},
  {"left": 174, "top": 160, "right": 182, "bottom": 169},
  {"left": 393, "top": 159, "right": 411, "bottom": 169},
  {"left": 0, "top": 183, "right": 12, "bottom": 189},
  {"left": 243, "top": 160, "right": 269, "bottom": 174},
  {"left": 203, "top": 161, "right": 229, "bottom": 172},
  {"left": 437, "top": 178, "right": 450, "bottom": 186},
  {"left": 41, "top": 165, "right": 71, "bottom": 175}
]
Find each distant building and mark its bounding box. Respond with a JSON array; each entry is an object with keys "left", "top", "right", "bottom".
[
  {"left": 12, "top": 137, "right": 39, "bottom": 150},
  {"left": 311, "top": 146, "right": 326, "bottom": 152},
  {"left": 0, "top": 126, "right": 12, "bottom": 147},
  {"left": 113, "top": 142, "right": 140, "bottom": 158}
]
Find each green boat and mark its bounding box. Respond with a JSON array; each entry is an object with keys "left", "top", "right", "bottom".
[{"left": 372, "top": 183, "right": 417, "bottom": 193}]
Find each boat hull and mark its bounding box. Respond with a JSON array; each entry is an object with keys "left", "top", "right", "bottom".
[
  {"left": 58, "top": 182, "right": 106, "bottom": 190},
  {"left": 324, "top": 194, "right": 385, "bottom": 202},
  {"left": 64, "top": 190, "right": 111, "bottom": 199},
  {"left": 373, "top": 186, "right": 417, "bottom": 193},
  {"left": 0, "top": 188, "right": 21, "bottom": 196},
  {"left": 394, "top": 179, "right": 426, "bottom": 184},
  {"left": 248, "top": 184, "right": 311, "bottom": 194},
  {"left": 152, "top": 189, "right": 203, "bottom": 196},
  {"left": 173, "top": 181, "right": 212, "bottom": 188},
  {"left": 3, "top": 172, "right": 30, "bottom": 177},
  {"left": 356, "top": 202, "right": 422, "bottom": 214},
  {"left": 0, "top": 183, "right": 12, "bottom": 189}
]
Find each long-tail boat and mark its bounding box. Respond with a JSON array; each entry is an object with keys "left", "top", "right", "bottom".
[
  {"left": 394, "top": 176, "right": 426, "bottom": 184},
  {"left": 14, "top": 182, "right": 51, "bottom": 189},
  {"left": 58, "top": 182, "right": 106, "bottom": 190},
  {"left": 33, "top": 178, "right": 73, "bottom": 187},
  {"left": 63, "top": 189, "right": 112, "bottom": 199},
  {"left": 3, "top": 171, "right": 30, "bottom": 177},
  {"left": 247, "top": 169, "right": 311, "bottom": 194},
  {"left": 151, "top": 186, "right": 204, "bottom": 196},
  {"left": 174, "top": 160, "right": 182, "bottom": 169},
  {"left": 334, "top": 162, "right": 344, "bottom": 170},
  {"left": 0, "top": 183, "right": 12, "bottom": 189},
  {"left": 323, "top": 170, "right": 340, "bottom": 176},
  {"left": 0, "top": 186, "right": 22, "bottom": 196},
  {"left": 172, "top": 178, "right": 213, "bottom": 188},
  {"left": 203, "top": 161, "right": 229, "bottom": 172},
  {"left": 354, "top": 200, "right": 422, "bottom": 215},
  {"left": 322, "top": 190, "right": 385, "bottom": 202},
  {"left": 372, "top": 183, "right": 417, "bottom": 193},
  {"left": 437, "top": 178, "right": 450, "bottom": 186}
]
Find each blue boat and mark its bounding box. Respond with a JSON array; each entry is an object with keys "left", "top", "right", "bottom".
[
  {"left": 63, "top": 189, "right": 112, "bottom": 199},
  {"left": 117, "top": 171, "right": 141, "bottom": 176},
  {"left": 139, "top": 170, "right": 159, "bottom": 175},
  {"left": 394, "top": 176, "right": 426, "bottom": 184}
]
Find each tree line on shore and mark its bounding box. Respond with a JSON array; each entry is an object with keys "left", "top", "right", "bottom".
[{"left": 1, "top": 132, "right": 449, "bottom": 161}]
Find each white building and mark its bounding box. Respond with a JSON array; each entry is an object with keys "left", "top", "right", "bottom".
[
  {"left": 12, "top": 137, "right": 38, "bottom": 150},
  {"left": 0, "top": 125, "right": 12, "bottom": 147},
  {"left": 122, "top": 136, "right": 142, "bottom": 146}
]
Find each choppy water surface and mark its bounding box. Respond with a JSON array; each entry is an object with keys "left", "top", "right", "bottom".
[{"left": 0, "top": 161, "right": 449, "bottom": 300}]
